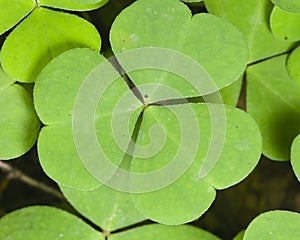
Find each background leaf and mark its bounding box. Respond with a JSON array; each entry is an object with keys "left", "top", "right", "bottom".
[
  {"left": 205, "top": 0, "right": 295, "bottom": 63},
  {"left": 60, "top": 185, "right": 145, "bottom": 232},
  {"left": 0, "top": 84, "right": 40, "bottom": 160},
  {"left": 40, "top": 0, "right": 109, "bottom": 11},
  {"left": 291, "top": 134, "right": 300, "bottom": 182},
  {"left": 109, "top": 224, "right": 220, "bottom": 240},
  {"left": 271, "top": 0, "right": 300, "bottom": 13},
  {"left": 0, "top": 65, "right": 14, "bottom": 90},
  {"left": 1, "top": 7, "right": 101, "bottom": 83},
  {"left": 0, "top": 206, "right": 104, "bottom": 240},
  {"left": 247, "top": 54, "right": 300, "bottom": 160},
  {"left": 271, "top": 6, "right": 300, "bottom": 42},
  {"left": 243, "top": 210, "right": 300, "bottom": 240},
  {"left": 287, "top": 45, "right": 300, "bottom": 84},
  {"left": 110, "top": 0, "right": 248, "bottom": 101},
  {"left": 0, "top": 0, "right": 34, "bottom": 35}
]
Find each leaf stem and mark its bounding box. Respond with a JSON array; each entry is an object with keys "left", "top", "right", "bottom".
[{"left": 0, "top": 161, "right": 65, "bottom": 200}]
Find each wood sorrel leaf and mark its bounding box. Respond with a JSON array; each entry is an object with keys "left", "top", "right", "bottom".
[
  {"left": 0, "top": 84, "right": 40, "bottom": 160},
  {"left": 0, "top": 0, "right": 34, "bottom": 36},
  {"left": 109, "top": 224, "right": 220, "bottom": 240},
  {"left": 110, "top": 0, "right": 248, "bottom": 101},
  {"left": 291, "top": 134, "right": 300, "bottom": 182},
  {"left": 0, "top": 65, "right": 14, "bottom": 90},
  {"left": 270, "top": 6, "right": 300, "bottom": 42},
  {"left": 287, "top": 45, "right": 300, "bottom": 84},
  {"left": 60, "top": 185, "right": 145, "bottom": 232},
  {"left": 40, "top": 0, "right": 108, "bottom": 11},
  {"left": 271, "top": 0, "right": 300, "bottom": 13},
  {"left": 0, "top": 206, "right": 104, "bottom": 240},
  {"left": 130, "top": 104, "right": 261, "bottom": 224},
  {"left": 243, "top": 210, "right": 300, "bottom": 240},
  {"left": 1, "top": 7, "right": 101, "bottom": 83},
  {"left": 247, "top": 54, "right": 300, "bottom": 160},
  {"left": 34, "top": 48, "right": 141, "bottom": 190},
  {"left": 205, "top": 0, "right": 295, "bottom": 63}
]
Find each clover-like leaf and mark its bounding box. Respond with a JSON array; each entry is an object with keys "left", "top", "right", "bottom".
[
  {"left": 1, "top": 7, "right": 101, "bottom": 83},
  {"left": 70, "top": 0, "right": 105, "bottom": 4},
  {"left": 0, "top": 84, "right": 40, "bottom": 160},
  {"left": 110, "top": 0, "right": 248, "bottom": 101},
  {"left": 287, "top": 45, "right": 300, "bottom": 84},
  {"left": 205, "top": 0, "right": 295, "bottom": 63},
  {"left": 243, "top": 210, "right": 300, "bottom": 240},
  {"left": 40, "top": 0, "right": 109, "bottom": 11},
  {"left": 0, "top": 0, "right": 35, "bottom": 36},
  {"left": 60, "top": 185, "right": 145, "bottom": 232},
  {"left": 270, "top": 6, "right": 300, "bottom": 42},
  {"left": 271, "top": 0, "right": 300, "bottom": 13},
  {"left": 0, "top": 65, "right": 14, "bottom": 90},
  {"left": 291, "top": 134, "right": 300, "bottom": 182},
  {"left": 32, "top": 0, "right": 262, "bottom": 226},
  {"left": 34, "top": 48, "right": 142, "bottom": 190},
  {"left": 0, "top": 206, "right": 104, "bottom": 240},
  {"left": 130, "top": 104, "right": 261, "bottom": 224},
  {"left": 247, "top": 54, "right": 300, "bottom": 160},
  {"left": 233, "top": 230, "right": 245, "bottom": 240},
  {"left": 109, "top": 224, "right": 220, "bottom": 240}
]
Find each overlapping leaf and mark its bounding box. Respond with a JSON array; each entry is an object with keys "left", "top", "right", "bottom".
[
  {"left": 40, "top": 0, "right": 109, "bottom": 11},
  {"left": 271, "top": 0, "right": 300, "bottom": 13},
  {"left": 271, "top": 6, "right": 300, "bottom": 42},
  {"left": 247, "top": 54, "right": 300, "bottom": 160},
  {"left": 0, "top": 0, "right": 34, "bottom": 35},
  {"left": 291, "top": 134, "right": 300, "bottom": 182},
  {"left": 60, "top": 185, "right": 145, "bottom": 232},
  {"left": 243, "top": 210, "right": 300, "bottom": 240},
  {"left": 0, "top": 83, "right": 40, "bottom": 160},
  {"left": 287, "top": 46, "right": 300, "bottom": 84},
  {"left": 109, "top": 224, "right": 220, "bottom": 240},
  {"left": 0, "top": 206, "right": 104, "bottom": 240},
  {"left": 205, "top": 0, "right": 295, "bottom": 63},
  {"left": 1, "top": 8, "right": 101, "bottom": 83}
]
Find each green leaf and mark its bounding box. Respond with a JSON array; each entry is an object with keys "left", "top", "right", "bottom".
[
  {"left": 34, "top": 48, "right": 103, "bottom": 189},
  {"left": 110, "top": 0, "right": 248, "bottom": 101},
  {"left": 0, "top": 0, "right": 35, "bottom": 35},
  {"left": 247, "top": 54, "right": 300, "bottom": 160},
  {"left": 0, "top": 84, "right": 40, "bottom": 160},
  {"left": 0, "top": 206, "right": 104, "bottom": 240},
  {"left": 38, "top": 124, "right": 100, "bottom": 190},
  {"left": 109, "top": 224, "right": 220, "bottom": 240},
  {"left": 60, "top": 185, "right": 145, "bottom": 232},
  {"left": 287, "top": 45, "right": 300, "bottom": 84},
  {"left": 0, "top": 65, "right": 14, "bottom": 90},
  {"left": 40, "top": 0, "right": 109, "bottom": 11},
  {"left": 271, "top": 0, "right": 300, "bottom": 13},
  {"left": 197, "top": 74, "right": 243, "bottom": 107},
  {"left": 270, "top": 6, "right": 300, "bottom": 42},
  {"left": 243, "top": 210, "right": 300, "bottom": 240},
  {"left": 70, "top": 0, "right": 106, "bottom": 4},
  {"left": 291, "top": 134, "right": 300, "bottom": 182},
  {"left": 34, "top": 48, "right": 141, "bottom": 190},
  {"left": 131, "top": 104, "right": 261, "bottom": 224},
  {"left": 1, "top": 7, "right": 101, "bottom": 83},
  {"left": 205, "top": 0, "right": 295, "bottom": 63},
  {"left": 233, "top": 230, "right": 245, "bottom": 240}
]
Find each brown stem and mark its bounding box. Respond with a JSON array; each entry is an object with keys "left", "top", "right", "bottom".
[{"left": 0, "top": 161, "right": 65, "bottom": 200}]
